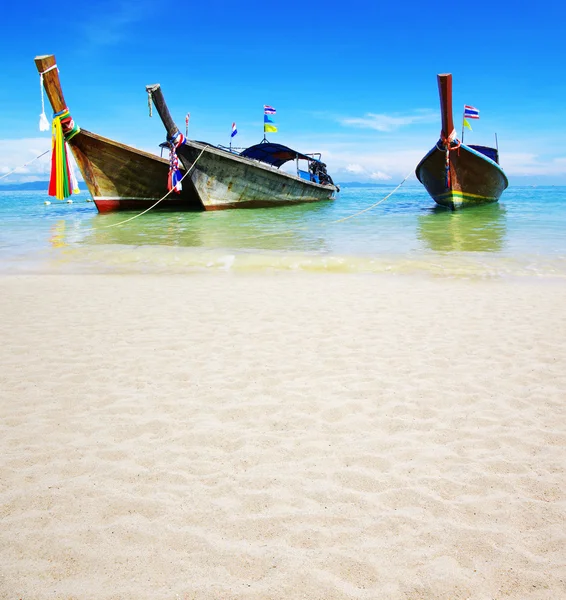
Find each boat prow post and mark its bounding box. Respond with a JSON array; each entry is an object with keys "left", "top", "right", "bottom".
[
  {"left": 34, "top": 54, "right": 67, "bottom": 115},
  {"left": 437, "top": 73, "right": 456, "bottom": 144},
  {"left": 146, "top": 84, "right": 182, "bottom": 143}
]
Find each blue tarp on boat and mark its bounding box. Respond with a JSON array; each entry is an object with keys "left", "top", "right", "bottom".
[
  {"left": 240, "top": 142, "right": 319, "bottom": 168},
  {"left": 469, "top": 145, "right": 500, "bottom": 164}
]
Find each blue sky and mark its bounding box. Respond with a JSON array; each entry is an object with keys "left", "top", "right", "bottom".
[{"left": 1, "top": 0, "right": 565, "bottom": 185}]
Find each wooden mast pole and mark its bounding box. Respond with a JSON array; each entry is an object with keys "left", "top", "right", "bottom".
[
  {"left": 34, "top": 54, "right": 93, "bottom": 194},
  {"left": 145, "top": 84, "right": 181, "bottom": 141},
  {"left": 34, "top": 55, "right": 67, "bottom": 115},
  {"left": 437, "top": 73, "right": 455, "bottom": 141}
]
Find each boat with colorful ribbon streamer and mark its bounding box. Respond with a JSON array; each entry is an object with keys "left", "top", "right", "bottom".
[
  {"left": 34, "top": 55, "right": 201, "bottom": 212},
  {"left": 415, "top": 73, "right": 508, "bottom": 209}
]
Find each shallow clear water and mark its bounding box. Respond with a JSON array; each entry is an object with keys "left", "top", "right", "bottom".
[{"left": 1, "top": 185, "right": 565, "bottom": 278}]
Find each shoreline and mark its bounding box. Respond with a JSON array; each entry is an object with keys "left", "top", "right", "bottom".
[{"left": 1, "top": 244, "right": 566, "bottom": 280}]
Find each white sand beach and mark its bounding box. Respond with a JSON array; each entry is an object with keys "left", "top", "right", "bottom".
[{"left": 1, "top": 273, "right": 565, "bottom": 599}]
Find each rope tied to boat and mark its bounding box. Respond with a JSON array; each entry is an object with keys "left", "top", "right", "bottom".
[
  {"left": 329, "top": 169, "right": 414, "bottom": 224},
  {"left": 54, "top": 108, "right": 80, "bottom": 142},
  {"left": 38, "top": 64, "right": 58, "bottom": 132},
  {"left": 0, "top": 150, "right": 50, "bottom": 181},
  {"left": 71, "top": 145, "right": 210, "bottom": 231},
  {"left": 437, "top": 129, "right": 461, "bottom": 189},
  {"left": 166, "top": 131, "right": 185, "bottom": 193},
  {"left": 251, "top": 168, "right": 415, "bottom": 239}
]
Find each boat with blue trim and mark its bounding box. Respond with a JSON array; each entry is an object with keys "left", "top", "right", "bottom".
[{"left": 416, "top": 73, "right": 508, "bottom": 209}]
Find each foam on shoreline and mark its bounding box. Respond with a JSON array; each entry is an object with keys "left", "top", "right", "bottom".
[{"left": 2, "top": 242, "right": 566, "bottom": 279}]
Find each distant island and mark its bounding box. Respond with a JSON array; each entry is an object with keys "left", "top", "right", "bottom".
[
  {"left": 1, "top": 181, "right": 49, "bottom": 191},
  {"left": 2, "top": 180, "right": 406, "bottom": 192},
  {"left": 338, "top": 181, "right": 421, "bottom": 188},
  {"left": 0, "top": 181, "right": 85, "bottom": 192},
  {"left": 338, "top": 182, "right": 392, "bottom": 188},
  {"left": 1, "top": 180, "right": 410, "bottom": 192}
]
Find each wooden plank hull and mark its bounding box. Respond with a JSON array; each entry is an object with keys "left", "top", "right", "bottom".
[
  {"left": 34, "top": 54, "right": 202, "bottom": 213},
  {"left": 415, "top": 144, "right": 508, "bottom": 209},
  {"left": 69, "top": 130, "right": 202, "bottom": 213},
  {"left": 178, "top": 141, "right": 336, "bottom": 210}
]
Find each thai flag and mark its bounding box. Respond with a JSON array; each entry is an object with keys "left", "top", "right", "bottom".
[
  {"left": 464, "top": 105, "right": 480, "bottom": 119},
  {"left": 231, "top": 122, "right": 238, "bottom": 137},
  {"left": 264, "top": 105, "right": 276, "bottom": 114}
]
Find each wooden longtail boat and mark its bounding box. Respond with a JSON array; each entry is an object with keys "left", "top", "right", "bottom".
[
  {"left": 146, "top": 84, "right": 338, "bottom": 210},
  {"left": 34, "top": 55, "right": 201, "bottom": 213},
  {"left": 415, "top": 73, "right": 508, "bottom": 209}
]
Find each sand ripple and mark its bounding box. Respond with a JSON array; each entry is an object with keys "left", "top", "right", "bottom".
[{"left": 1, "top": 274, "right": 565, "bottom": 599}]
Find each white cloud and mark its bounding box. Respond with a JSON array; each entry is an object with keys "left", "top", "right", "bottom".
[
  {"left": 343, "top": 163, "right": 394, "bottom": 181},
  {"left": 0, "top": 138, "right": 51, "bottom": 182},
  {"left": 501, "top": 152, "right": 566, "bottom": 176},
  {"left": 0, "top": 138, "right": 84, "bottom": 184},
  {"left": 323, "top": 145, "right": 427, "bottom": 182},
  {"left": 370, "top": 171, "right": 392, "bottom": 181},
  {"left": 341, "top": 110, "right": 437, "bottom": 132}
]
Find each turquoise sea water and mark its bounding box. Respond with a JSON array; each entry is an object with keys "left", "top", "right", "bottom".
[{"left": 1, "top": 185, "right": 565, "bottom": 278}]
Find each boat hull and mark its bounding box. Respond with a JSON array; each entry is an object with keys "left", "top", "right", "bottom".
[
  {"left": 69, "top": 130, "right": 202, "bottom": 213},
  {"left": 178, "top": 141, "right": 336, "bottom": 210},
  {"left": 416, "top": 143, "right": 508, "bottom": 209}
]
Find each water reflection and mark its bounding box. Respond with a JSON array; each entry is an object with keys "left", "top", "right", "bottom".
[
  {"left": 417, "top": 203, "right": 507, "bottom": 252},
  {"left": 80, "top": 201, "right": 333, "bottom": 253},
  {"left": 49, "top": 220, "right": 67, "bottom": 248}
]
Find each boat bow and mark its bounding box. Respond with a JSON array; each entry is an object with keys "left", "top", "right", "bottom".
[
  {"left": 34, "top": 55, "right": 200, "bottom": 212},
  {"left": 416, "top": 73, "right": 508, "bottom": 209}
]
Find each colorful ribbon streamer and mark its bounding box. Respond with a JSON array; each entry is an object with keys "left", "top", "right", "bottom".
[
  {"left": 48, "top": 109, "right": 80, "bottom": 200},
  {"left": 167, "top": 132, "right": 185, "bottom": 194}
]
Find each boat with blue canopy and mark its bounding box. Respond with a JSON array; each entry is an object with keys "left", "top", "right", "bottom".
[{"left": 148, "top": 84, "right": 338, "bottom": 211}]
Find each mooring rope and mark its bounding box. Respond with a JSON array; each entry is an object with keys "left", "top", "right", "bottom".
[
  {"left": 251, "top": 168, "right": 415, "bottom": 239},
  {"left": 0, "top": 150, "right": 50, "bottom": 181},
  {"left": 40, "top": 152, "right": 412, "bottom": 238},
  {"left": 328, "top": 169, "right": 414, "bottom": 224},
  {"left": 74, "top": 145, "right": 209, "bottom": 232}
]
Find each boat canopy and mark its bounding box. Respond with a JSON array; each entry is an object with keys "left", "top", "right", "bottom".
[
  {"left": 468, "top": 145, "right": 500, "bottom": 165},
  {"left": 240, "top": 142, "right": 320, "bottom": 168}
]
